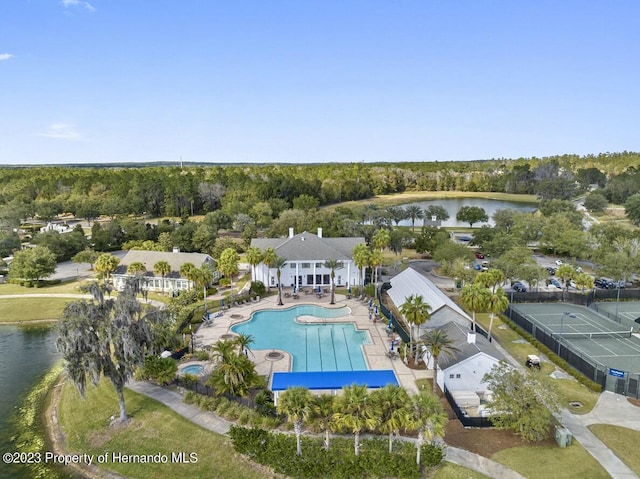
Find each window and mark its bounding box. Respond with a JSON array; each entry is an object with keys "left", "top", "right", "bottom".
[
  {"left": 455, "top": 374, "right": 461, "bottom": 379},
  {"left": 449, "top": 374, "right": 454, "bottom": 379},
  {"left": 301, "top": 263, "right": 311, "bottom": 269},
  {"left": 290, "top": 263, "right": 296, "bottom": 268},
  {"left": 315, "top": 262, "right": 323, "bottom": 268}
]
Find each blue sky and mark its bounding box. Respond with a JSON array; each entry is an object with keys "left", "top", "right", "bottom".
[{"left": 1, "top": 1, "right": 639, "bottom": 165}]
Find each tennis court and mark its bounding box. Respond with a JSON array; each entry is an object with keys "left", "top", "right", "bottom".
[
  {"left": 510, "top": 303, "right": 640, "bottom": 375},
  {"left": 591, "top": 301, "right": 640, "bottom": 329}
]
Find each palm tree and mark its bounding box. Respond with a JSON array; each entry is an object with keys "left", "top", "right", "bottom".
[
  {"left": 369, "top": 249, "right": 384, "bottom": 291},
  {"left": 262, "top": 247, "right": 277, "bottom": 292},
  {"left": 127, "top": 261, "right": 146, "bottom": 275},
  {"left": 406, "top": 391, "right": 447, "bottom": 466},
  {"left": 332, "top": 384, "right": 379, "bottom": 456},
  {"left": 179, "top": 262, "right": 198, "bottom": 290},
  {"left": 372, "top": 228, "right": 391, "bottom": 252},
  {"left": 486, "top": 287, "right": 509, "bottom": 341},
  {"left": 153, "top": 260, "right": 171, "bottom": 295},
  {"left": 245, "top": 246, "right": 263, "bottom": 282},
  {"left": 352, "top": 244, "right": 370, "bottom": 298},
  {"left": 405, "top": 205, "right": 424, "bottom": 233},
  {"left": 310, "top": 394, "right": 336, "bottom": 451},
  {"left": 210, "top": 338, "right": 235, "bottom": 365},
  {"left": 474, "top": 269, "right": 505, "bottom": 293},
  {"left": 421, "top": 329, "right": 460, "bottom": 394},
  {"left": 94, "top": 253, "right": 120, "bottom": 283},
  {"left": 323, "top": 259, "right": 344, "bottom": 305},
  {"left": 234, "top": 333, "right": 254, "bottom": 356},
  {"left": 370, "top": 385, "right": 411, "bottom": 453},
  {"left": 399, "top": 294, "right": 432, "bottom": 365},
  {"left": 218, "top": 248, "right": 240, "bottom": 301},
  {"left": 459, "top": 282, "right": 489, "bottom": 332},
  {"left": 277, "top": 387, "right": 314, "bottom": 456},
  {"left": 209, "top": 353, "right": 258, "bottom": 397},
  {"left": 274, "top": 256, "right": 287, "bottom": 306}
]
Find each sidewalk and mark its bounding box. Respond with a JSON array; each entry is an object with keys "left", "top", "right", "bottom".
[{"left": 125, "top": 380, "right": 525, "bottom": 478}]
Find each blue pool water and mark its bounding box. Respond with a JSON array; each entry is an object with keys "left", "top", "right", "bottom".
[
  {"left": 231, "top": 305, "right": 370, "bottom": 372},
  {"left": 180, "top": 364, "right": 204, "bottom": 375}
]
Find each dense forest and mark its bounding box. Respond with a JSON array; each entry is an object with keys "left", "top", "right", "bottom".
[{"left": 1, "top": 151, "right": 640, "bottom": 262}]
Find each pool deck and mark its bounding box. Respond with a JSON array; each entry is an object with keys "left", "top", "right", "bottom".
[{"left": 193, "top": 291, "right": 428, "bottom": 394}]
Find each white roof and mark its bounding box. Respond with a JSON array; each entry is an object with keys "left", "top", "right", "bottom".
[{"left": 387, "top": 267, "right": 471, "bottom": 323}]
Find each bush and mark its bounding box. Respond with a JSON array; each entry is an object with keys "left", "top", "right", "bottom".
[
  {"left": 219, "top": 278, "right": 231, "bottom": 287},
  {"left": 196, "top": 350, "right": 210, "bottom": 361},
  {"left": 228, "top": 426, "right": 441, "bottom": 478},
  {"left": 140, "top": 356, "right": 178, "bottom": 385},
  {"left": 250, "top": 281, "right": 266, "bottom": 297}
]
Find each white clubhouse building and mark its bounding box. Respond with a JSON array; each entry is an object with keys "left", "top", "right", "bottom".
[{"left": 251, "top": 228, "right": 365, "bottom": 290}]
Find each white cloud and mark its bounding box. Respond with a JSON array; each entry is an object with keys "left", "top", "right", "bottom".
[
  {"left": 0, "top": 53, "right": 13, "bottom": 61},
  {"left": 61, "top": 0, "right": 95, "bottom": 12},
  {"left": 39, "top": 123, "right": 82, "bottom": 141}
]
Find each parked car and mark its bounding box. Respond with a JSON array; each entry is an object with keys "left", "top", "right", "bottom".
[
  {"left": 473, "top": 264, "right": 482, "bottom": 270},
  {"left": 475, "top": 252, "right": 485, "bottom": 259},
  {"left": 546, "top": 266, "right": 557, "bottom": 275},
  {"left": 555, "top": 260, "right": 564, "bottom": 266},
  {"left": 549, "top": 278, "right": 562, "bottom": 289},
  {"left": 526, "top": 354, "right": 541, "bottom": 369},
  {"left": 595, "top": 278, "right": 616, "bottom": 289},
  {"left": 512, "top": 281, "right": 527, "bottom": 292}
]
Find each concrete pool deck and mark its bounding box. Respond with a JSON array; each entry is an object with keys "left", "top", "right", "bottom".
[{"left": 193, "top": 291, "right": 428, "bottom": 394}]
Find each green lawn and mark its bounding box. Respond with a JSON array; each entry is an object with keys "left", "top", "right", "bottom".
[
  {"left": 491, "top": 444, "right": 609, "bottom": 479},
  {"left": 57, "top": 379, "right": 270, "bottom": 479},
  {"left": 0, "top": 297, "right": 71, "bottom": 322},
  {"left": 430, "top": 462, "right": 489, "bottom": 478},
  {"left": 0, "top": 281, "right": 83, "bottom": 295},
  {"left": 589, "top": 424, "right": 640, "bottom": 474},
  {"left": 470, "top": 311, "right": 599, "bottom": 413}
]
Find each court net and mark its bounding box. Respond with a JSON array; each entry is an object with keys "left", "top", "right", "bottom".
[{"left": 557, "top": 330, "right": 633, "bottom": 340}]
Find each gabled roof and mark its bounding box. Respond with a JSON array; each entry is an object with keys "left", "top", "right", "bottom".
[
  {"left": 114, "top": 250, "right": 215, "bottom": 278},
  {"left": 433, "top": 320, "right": 505, "bottom": 369},
  {"left": 252, "top": 231, "right": 364, "bottom": 261},
  {"left": 386, "top": 267, "right": 471, "bottom": 326}
]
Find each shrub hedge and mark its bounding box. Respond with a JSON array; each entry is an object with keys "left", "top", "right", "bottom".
[{"left": 229, "top": 426, "right": 443, "bottom": 479}]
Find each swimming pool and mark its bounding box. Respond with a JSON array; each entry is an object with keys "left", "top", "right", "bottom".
[
  {"left": 231, "top": 305, "right": 371, "bottom": 372},
  {"left": 180, "top": 364, "right": 205, "bottom": 375}
]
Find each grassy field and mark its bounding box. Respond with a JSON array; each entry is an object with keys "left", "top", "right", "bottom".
[
  {"left": 588, "top": 424, "right": 640, "bottom": 474},
  {"left": 430, "top": 462, "right": 489, "bottom": 478},
  {"left": 0, "top": 297, "right": 72, "bottom": 322},
  {"left": 491, "top": 444, "right": 609, "bottom": 479},
  {"left": 57, "top": 379, "right": 274, "bottom": 479},
  {"left": 0, "top": 281, "right": 82, "bottom": 295},
  {"left": 325, "top": 191, "right": 539, "bottom": 210},
  {"left": 468, "top": 311, "right": 599, "bottom": 413}
]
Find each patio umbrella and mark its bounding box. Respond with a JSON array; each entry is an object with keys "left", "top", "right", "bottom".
[
  {"left": 374, "top": 305, "right": 378, "bottom": 315},
  {"left": 390, "top": 339, "right": 395, "bottom": 351},
  {"left": 318, "top": 286, "right": 322, "bottom": 293},
  {"left": 348, "top": 286, "right": 351, "bottom": 294},
  {"left": 221, "top": 298, "right": 225, "bottom": 308},
  {"left": 368, "top": 299, "right": 373, "bottom": 309},
  {"left": 293, "top": 285, "right": 297, "bottom": 294}
]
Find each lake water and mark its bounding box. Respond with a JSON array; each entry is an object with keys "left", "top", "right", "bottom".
[
  {"left": 399, "top": 197, "right": 537, "bottom": 228},
  {"left": 0, "top": 325, "right": 61, "bottom": 479}
]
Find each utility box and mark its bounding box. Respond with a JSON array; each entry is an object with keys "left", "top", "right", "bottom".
[{"left": 555, "top": 426, "right": 573, "bottom": 447}]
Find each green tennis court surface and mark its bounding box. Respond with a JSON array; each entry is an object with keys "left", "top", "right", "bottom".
[
  {"left": 510, "top": 303, "right": 640, "bottom": 374},
  {"left": 591, "top": 302, "right": 640, "bottom": 329}
]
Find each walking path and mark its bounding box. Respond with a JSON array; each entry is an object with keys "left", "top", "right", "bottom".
[{"left": 125, "top": 380, "right": 526, "bottom": 479}]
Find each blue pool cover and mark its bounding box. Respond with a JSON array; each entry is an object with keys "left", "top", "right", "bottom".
[{"left": 271, "top": 370, "right": 399, "bottom": 391}]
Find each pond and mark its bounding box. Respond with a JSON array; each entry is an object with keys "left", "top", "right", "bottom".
[
  {"left": 398, "top": 197, "right": 537, "bottom": 228},
  {"left": 0, "top": 325, "right": 62, "bottom": 479}
]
